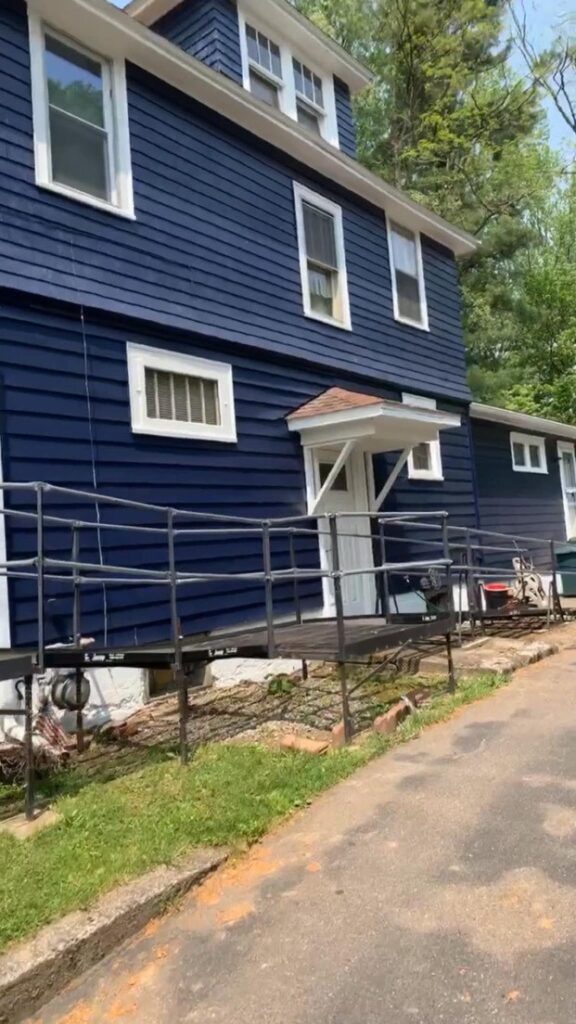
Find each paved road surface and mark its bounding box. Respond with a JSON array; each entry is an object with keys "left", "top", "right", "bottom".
[{"left": 31, "top": 648, "right": 576, "bottom": 1023}]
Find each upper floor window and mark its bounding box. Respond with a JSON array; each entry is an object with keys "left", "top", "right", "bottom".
[
  {"left": 127, "top": 344, "right": 237, "bottom": 443},
  {"left": 293, "top": 183, "right": 351, "bottom": 330},
  {"left": 293, "top": 59, "right": 325, "bottom": 134},
  {"left": 510, "top": 432, "right": 547, "bottom": 474},
  {"left": 239, "top": 13, "right": 339, "bottom": 147},
  {"left": 387, "top": 220, "right": 428, "bottom": 330},
  {"left": 402, "top": 394, "right": 443, "bottom": 481},
  {"left": 245, "top": 24, "right": 283, "bottom": 108},
  {"left": 28, "top": 14, "right": 134, "bottom": 218}
]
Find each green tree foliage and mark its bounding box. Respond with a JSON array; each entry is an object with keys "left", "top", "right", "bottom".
[{"left": 296, "top": 0, "right": 573, "bottom": 418}]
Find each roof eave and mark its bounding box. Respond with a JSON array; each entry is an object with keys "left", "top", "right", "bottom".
[
  {"left": 470, "top": 403, "right": 576, "bottom": 441},
  {"left": 27, "top": 0, "right": 477, "bottom": 256},
  {"left": 125, "top": 0, "right": 374, "bottom": 92}
]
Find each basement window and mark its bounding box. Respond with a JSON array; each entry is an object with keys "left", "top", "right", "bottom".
[{"left": 127, "top": 344, "right": 237, "bottom": 442}]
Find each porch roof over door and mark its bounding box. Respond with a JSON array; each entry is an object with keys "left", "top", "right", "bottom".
[{"left": 286, "top": 388, "right": 460, "bottom": 451}]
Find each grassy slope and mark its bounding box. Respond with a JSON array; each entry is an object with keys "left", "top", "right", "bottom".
[{"left": 0, "top": 672, "right": 505, "bottom": 952}]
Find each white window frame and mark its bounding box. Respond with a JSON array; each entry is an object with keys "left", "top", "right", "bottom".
[
  {"left": 28, "top": 12, "right": 135, "bottom": 219},
  {"left": 238, "top": 9, "right": 339, "bottom": 148},
  {"left": 402, "top": 393, "right": 443, "bottom": 481},
  {"left": 510, "top": 431, "right": 548, "bottom": 474},
  {"left": 293, "top": 182, "right": 352, "bottom": 331},
  {"left": 386, "top": 215, "right": 429, "bottom": 331},
  {"left": 127, "top": 343, "right": 237, "bottom": 443}
]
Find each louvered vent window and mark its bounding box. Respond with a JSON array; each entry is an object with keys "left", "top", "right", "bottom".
[
  {"left": 127, "top": 344, "right": 237, "bottom": 443},
  {"left": 144, "top": 368, "right": 220, "bottom": 427}
]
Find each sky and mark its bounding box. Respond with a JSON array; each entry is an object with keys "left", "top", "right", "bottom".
[{"left": 110, "top": 0, "right": 574, "bottom": 151}]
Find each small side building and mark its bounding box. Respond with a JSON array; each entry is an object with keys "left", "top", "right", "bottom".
[{"left": 470, "top": 403, "right": 576, "bottom": 583}]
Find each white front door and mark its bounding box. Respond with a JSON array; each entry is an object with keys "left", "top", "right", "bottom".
[
  {"left": 558, "top": 442, "right": 576, "bottom": 539},
  {"left": 307, "top": 447, "right": 376, "bottom": 617}
]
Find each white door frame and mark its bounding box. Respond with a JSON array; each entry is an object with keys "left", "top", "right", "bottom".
[
  {"left": 558, "top": 441, "right": 576, "bottom": 540},
  {"left": 304, "top": 444, "right": 376, "bottom": 617},
  {"left": 0, "top": 437, "right": 10, "bottom": 647}
]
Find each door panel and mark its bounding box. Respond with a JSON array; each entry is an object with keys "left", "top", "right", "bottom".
[
  {"left": 311, "top": 448, "right": 376, "bottom": 616},
  {"left": 558, "top": 443, "right": 576, "bottom": 539}
]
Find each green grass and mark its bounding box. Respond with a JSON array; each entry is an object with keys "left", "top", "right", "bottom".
[{"left": 0, "top": 671, "right": 506, "bottom": 953}]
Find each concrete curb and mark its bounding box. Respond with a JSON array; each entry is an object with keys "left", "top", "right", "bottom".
[{"left": 0, "top": 846, "right": 228, "bottom": 1024}]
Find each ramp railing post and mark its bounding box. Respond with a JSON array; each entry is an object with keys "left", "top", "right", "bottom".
[
  {"left": 378, "top": 518, "right": 389, "bottom": 621},
  {"left": 262, "top": 521, "right": 276, "bottom": 658},
  {"left": 168, "top": 509, "right": 188, "bottom": 765},
  {"left": 24, "top": 674, "right": 35, "bottom": 821},
  {"left": 36, "top": 484, "right": 45, "bottom": 675},
  {"left": 71, "top": 523, "right": 85, "bottom": 753},
  {"left": 289, "top": 530, "right": 307, "bottom": 681},
  {"left": 329, "top": 513, "right": 352, "bottom": 742},
  {"left": 442, "top": 514, "right": 456, "bottom": 693}
]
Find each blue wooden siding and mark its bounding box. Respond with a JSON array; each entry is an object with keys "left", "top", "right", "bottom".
[
  {"left": 153, "top": 0, "right": 243, "bottom": 83},
  {"left": 471, "top": 419, "right": 567, "bottom": 568},
  {"left": 0, "top": 292, "right": 473, "bottom": 648},
  {"left": 334, "top": 77, "right": 356, "bottom": 157},
  {"left": 0, "top": 0, "right": 469, "bottom": 402}
]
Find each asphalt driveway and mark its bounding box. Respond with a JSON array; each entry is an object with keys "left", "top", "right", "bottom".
[{"left": 32, "top": 647, "right": 576, "bottom": 1023}]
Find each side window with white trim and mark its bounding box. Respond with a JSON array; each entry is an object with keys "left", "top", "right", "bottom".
[
  {"left": 510, "top": 432, "right": 547, "bottom": 474},
  {"left": 293, "top": 183, "right": 351, "bottom": 329},
  {"left": 388, "top": 220, "right": 428, "bottom": 330},
  {"left": 28, "top": 14, "right": 134, "bottom": 217},
  {"left": 127, "top": 344, "right": 237, "bottom": 443},
  {"left": 402, "top": 393, "right": 443, "bottom": 481}
]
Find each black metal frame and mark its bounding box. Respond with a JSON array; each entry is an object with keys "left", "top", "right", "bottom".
[{"left": 0, "top": 482, "right": 466, "bottom": 818}]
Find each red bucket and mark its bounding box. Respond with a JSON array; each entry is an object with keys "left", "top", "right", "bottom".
[{"left": 483, "top": 582, "right": 509, "bottom": 610}]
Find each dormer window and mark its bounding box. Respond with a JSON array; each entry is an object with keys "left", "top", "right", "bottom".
[
  {"left": 239, "top": 12, "right": 339, "bottom": 148},
  {"left": 245, "top": 24, "right": 283, "bottom": 108},
  {"left": 293, "top": 59, "right": 325, "bottom": 134}
]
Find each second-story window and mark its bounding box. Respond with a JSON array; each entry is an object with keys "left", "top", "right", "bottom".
[
  {"left": 387, "top": 220, "right": 429, "bottom": 330},
  {"left": 293, "top": 59, "right": 325, "bottom": 134},
  {"left": 294, "top": 183, "right": 351, "bottom": 329},
  {"left": 28, "top": 14, "right": 134, "bottom": 217},
  {"left": 245, "top": 24, "right": 283, "bottom": 108}
]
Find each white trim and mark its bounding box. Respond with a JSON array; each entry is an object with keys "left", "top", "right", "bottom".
[
  {"left": 309, "top": 439, "right": 356, "bottom": 515},
  {"left": 25, "top": 0, "right": 477, "bottom": 256},
  {"left": 471, "top": 402, "right": 576, "bottom": 441},
  {"left": 387, "top": 217, "right": 429, "bottom": 331},
  {"left": 510, "top": 431, "right": 548, "bottom": 474},
  {"left": 126, "top": 343, "right": 237, "bottom": 442},
  {"left": 557, "top": 441, "right": 576, "bottom": 539},
  {"left": 0, "top": 438, "right": 11, "bottom": 648},
  {"left": 303, "top": 444, "right": 376, "bottom": 616},
  {"left": 28, "top": 11, "right": 135, "bottom": 218},
  {"left": 293, "top": 182, "right": 352, "bottom": 330},
  {"left": 126, "top": 0, "right": 373, "bottom": 93},
  {"left": 374, "top": 448, "right": 412, "bottom": 508},
  {"left": 402, "top": 394, "right": 443, "bottom": 480},
  {"left": 238, "top": 10, "right": 339, "bottom": 148}
]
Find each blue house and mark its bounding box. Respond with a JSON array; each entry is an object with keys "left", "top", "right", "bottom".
[{"left": 1, "top": 0, "right": 575, "bottom": 675}]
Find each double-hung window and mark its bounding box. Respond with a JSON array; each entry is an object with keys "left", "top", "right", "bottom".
[
  {"left": 239, "top": 14, "right": 339, "bottom": 146},
  {"left": 510, "top": 432, "right": 547, "bottom": 474},
  {"left": 28, "top": 14, "right": 134, "bottom": 217},
  {"left": 293, "top": 59, "right": 325, "bottom": 134},
  {"left": 387, "top": 219, "right": 428, "bottom": 330},
  {"left": 294, "top": 184, "right": 351, "bottom": 329},
  {"left": 127, "top": 344, "right": 237, "bottom": 443},
  {"left": 244, "top": 23, "right": 283, "bottom": 108},
  {"left": 402, "top": 394, "right": 443, "bottom": 481}
]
